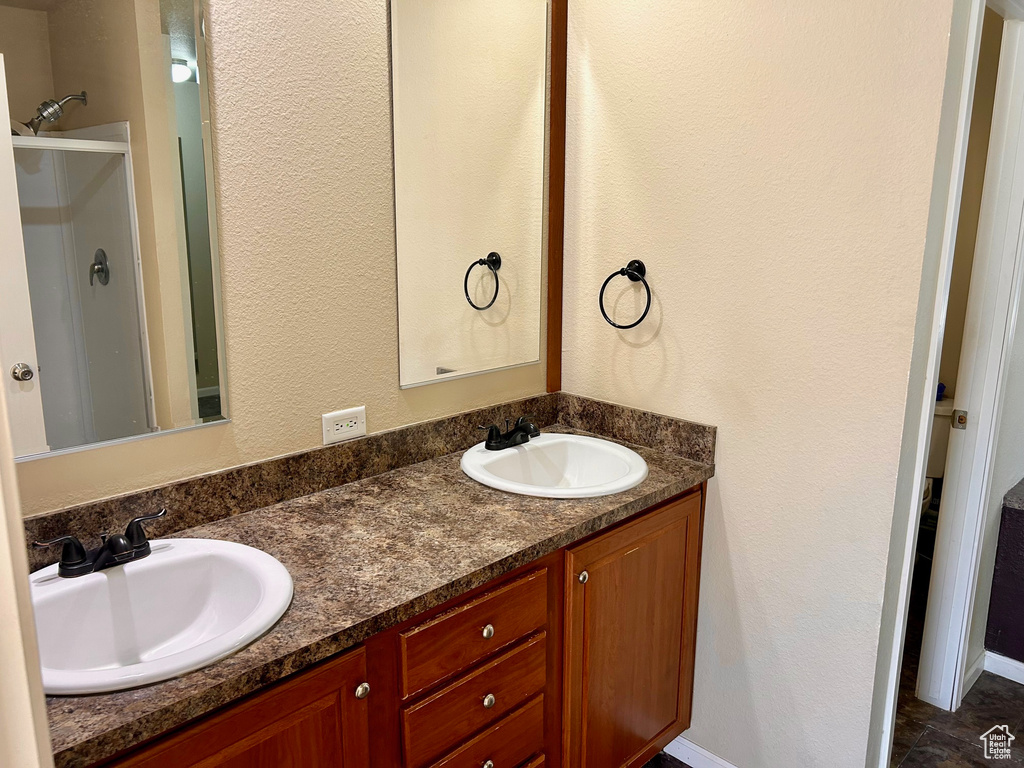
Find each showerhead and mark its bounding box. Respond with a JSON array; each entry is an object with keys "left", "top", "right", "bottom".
[{"left": 26, "top": 91, "right": 87, "bottom": 134}]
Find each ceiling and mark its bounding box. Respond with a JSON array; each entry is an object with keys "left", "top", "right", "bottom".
[{"left": 161, "top": 0, "right": 198, "bottom": 62}]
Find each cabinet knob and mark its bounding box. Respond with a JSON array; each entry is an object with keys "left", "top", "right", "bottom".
[
  {"left": 482, "top": 623, "right": 495, "bottom": 640},
  {"left": 482, "top": 693, "right": 496, "bottom": 709},
  {"left": 354, "top": 682, "right": 370, "bottom": 699},
  {"left": 483, "top": 761, "right": 494, "bottom": 768},
  {"left": 578, "top": 570, "right": 589, "bottom": 584}
]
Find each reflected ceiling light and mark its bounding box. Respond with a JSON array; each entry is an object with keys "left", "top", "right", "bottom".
[{"left": 171, "top": 59, "right": 193, "bottom": 83}]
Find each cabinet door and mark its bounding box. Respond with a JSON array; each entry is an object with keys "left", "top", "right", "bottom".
[
  {"left": 563, "top": 490, "right": 703, "bottom": 768},
  {"left": 114, "top": 648, "right": 371, "bottom": 768}
]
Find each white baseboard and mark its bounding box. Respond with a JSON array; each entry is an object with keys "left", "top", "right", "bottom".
[
  {"left": 985, "top": 651, "right": 1024, "bottom": 685},
  {"left": 965, "top": 649, "right": 986, "bottom": 692},
  {"left": 665, "top": 736, "right": 740, "bottom": 768}
]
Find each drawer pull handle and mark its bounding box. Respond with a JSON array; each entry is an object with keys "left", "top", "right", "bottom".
[
  {"left": 482, "top": 693, "right": 496, "bottom": 709},
  {"left": 354, "top": 682, "right": 370, "bottom": 699},
  {"left": 483, "top": 762, "right": 494, "bottom": 768},
  {"left": 482, "top": 623, "right": 495, "bottom": 640}
]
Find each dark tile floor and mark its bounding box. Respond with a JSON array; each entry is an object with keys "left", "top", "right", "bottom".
[{"left": 893, "top": 549, "right": 1024, "bottom": 766}]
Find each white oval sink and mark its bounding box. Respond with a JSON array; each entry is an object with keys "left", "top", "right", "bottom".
[
  {"left": 461, "top": 433, "right": 648, "bottom": 498},
  {"left": 30, "top": 538, "right": 293, "bottom": 695}
]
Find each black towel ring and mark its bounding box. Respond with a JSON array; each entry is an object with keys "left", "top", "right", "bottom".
[
  {"left": 464, "top": 252, "right": 502, "bottom": 310},
  {"left": 599, "top": 259, "right": 651, "bottom": 329}
]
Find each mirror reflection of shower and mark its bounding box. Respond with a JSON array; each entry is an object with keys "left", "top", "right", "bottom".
[
  {"left": 0, "top": 0, "right": 228, "bottom": 458},
  {"left": 10, "top": 92, "right": 87, "bottom": 137},
  {"left": 25, "top": 91, "right": 86, "bottom": 134}
]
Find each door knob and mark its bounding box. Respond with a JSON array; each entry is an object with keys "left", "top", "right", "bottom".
[
  {"left": 354, "top": 682, "right": 370, "bottom": 699},
  {"left": 11, "top": 363, "right": 34, "bottom": 382}
]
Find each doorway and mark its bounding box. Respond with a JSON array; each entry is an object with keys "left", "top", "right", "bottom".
[
  {"left": 905, "top": 3, "right": 1003, "bottom": 708},
  {"left": 884, "top": 0, "right": 1024, "bottom": 765}
]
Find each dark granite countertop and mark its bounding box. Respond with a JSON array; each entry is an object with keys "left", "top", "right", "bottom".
[{"left": 45, "top": 427, "right": 713, "bottom": 767}]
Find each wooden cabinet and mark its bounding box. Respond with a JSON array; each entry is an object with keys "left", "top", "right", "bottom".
[
  {"left": 563, "top": 490, "right": 704, "bottom": 768},
  {"left": 399, "top": 569, "right": 548, "bottom": 699},
  {"left": 111, "top": 648, "right": 371, "bottom": 768},
  {"left": 428, "top": 695, "right": 545, "bottom": 768},
  {"left": 104, "top": 485, "right": 704, "bottom": 768},
  {"left": 401, "top": 632, "right": 547, "bottom": 767},
  {"left": 374, "top": 561, "right": 557, "bottom": 768}
]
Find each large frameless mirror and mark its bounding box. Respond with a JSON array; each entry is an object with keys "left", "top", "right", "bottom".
[
  {"left": 391, "top": 0, "right": 549, "bottom": 388},
  {"left": 1, "top": 0, "right": 226, "bottom": 458}
]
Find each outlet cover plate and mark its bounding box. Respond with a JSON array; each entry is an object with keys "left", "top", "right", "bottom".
[{"left": 322, "top": 406, "right": 366, "bottom": 445}]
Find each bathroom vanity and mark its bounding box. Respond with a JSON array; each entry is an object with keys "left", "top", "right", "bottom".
[
  {"left": 101, "top": 488, "right": 704, "bottom": 768},
  {"left": 1, "top": 0, "right": 716, "bottom": 763},
  {"left": 26, "top": 393, "right": 715, "bottom": 768}
]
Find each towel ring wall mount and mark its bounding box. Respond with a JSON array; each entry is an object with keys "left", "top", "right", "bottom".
[
  {"left": 599, "top": 259, "right": 651, "bottom": 329},
  {"left": 464, "top": 252, "right": 502, "bottom": 310}
]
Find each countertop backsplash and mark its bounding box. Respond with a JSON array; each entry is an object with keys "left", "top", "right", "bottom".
[{"left": 23, "top": 393, "right": 714, "bottom": 571}]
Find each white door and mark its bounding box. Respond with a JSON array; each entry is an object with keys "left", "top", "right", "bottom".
[
  {"left": 0, "top": 56, "right": 48, "bottom": 457},
  {"left": 918, "top": 17, "right": 1024, "bottom": 710}
]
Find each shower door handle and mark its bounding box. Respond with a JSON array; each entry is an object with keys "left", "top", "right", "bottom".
[{"left": 89, "top": 249, "right": 109, "bottom": 286}]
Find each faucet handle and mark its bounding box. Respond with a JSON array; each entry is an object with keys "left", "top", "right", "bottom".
[
  {"left": 125, "top": 508, "right": 167, "bottom": 551},
  {"left": 478, "top": 424, "right": 502, "bottom": 448},
  {"left": 33, "top": 535, "right": 88, "bottom": 567}
]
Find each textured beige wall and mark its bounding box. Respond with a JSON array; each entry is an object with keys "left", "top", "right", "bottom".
[
  {"left": 940, "top": 7, "right": 1003, "bottom": 399},
  {"left": 0, "top": 6, "right": 54, "bottom": 123},
  {"left": 16, "top": 0, "right": 545, "bottom": 516},
  {"left": 563, "top": 1, "right": 953, "bottom": 765}
]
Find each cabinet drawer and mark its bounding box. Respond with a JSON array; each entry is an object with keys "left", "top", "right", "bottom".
[
  {"left": 402, "top": 632, "right": 547, "bottom": 768},
  {"left": 429, "top": 695, "right": 544, "bottom": 768},
  {"left": 400, "top": 569, "right": 547, "bottom": 698}
]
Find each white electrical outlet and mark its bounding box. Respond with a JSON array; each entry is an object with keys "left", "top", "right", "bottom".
[{"left": 322, "top": 406, "right": 367, "bottom": 445}]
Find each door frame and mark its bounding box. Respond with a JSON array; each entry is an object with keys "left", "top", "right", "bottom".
[
  {"left": 0, "top": 59, "right": 50, "bottom": 456},
  {"left": 918, "top": 2, "right": 1024, "bottom": 712},
  {"left": 0, "top": 54, "right": 55, "bottom": 768},
  {"left": 879, "top": 0, "right": 1024, "bottom": 765}
]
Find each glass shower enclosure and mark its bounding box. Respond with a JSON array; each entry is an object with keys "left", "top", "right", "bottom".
[{"left": 12, "top": 129, "right": 154, "bottom": 452}]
